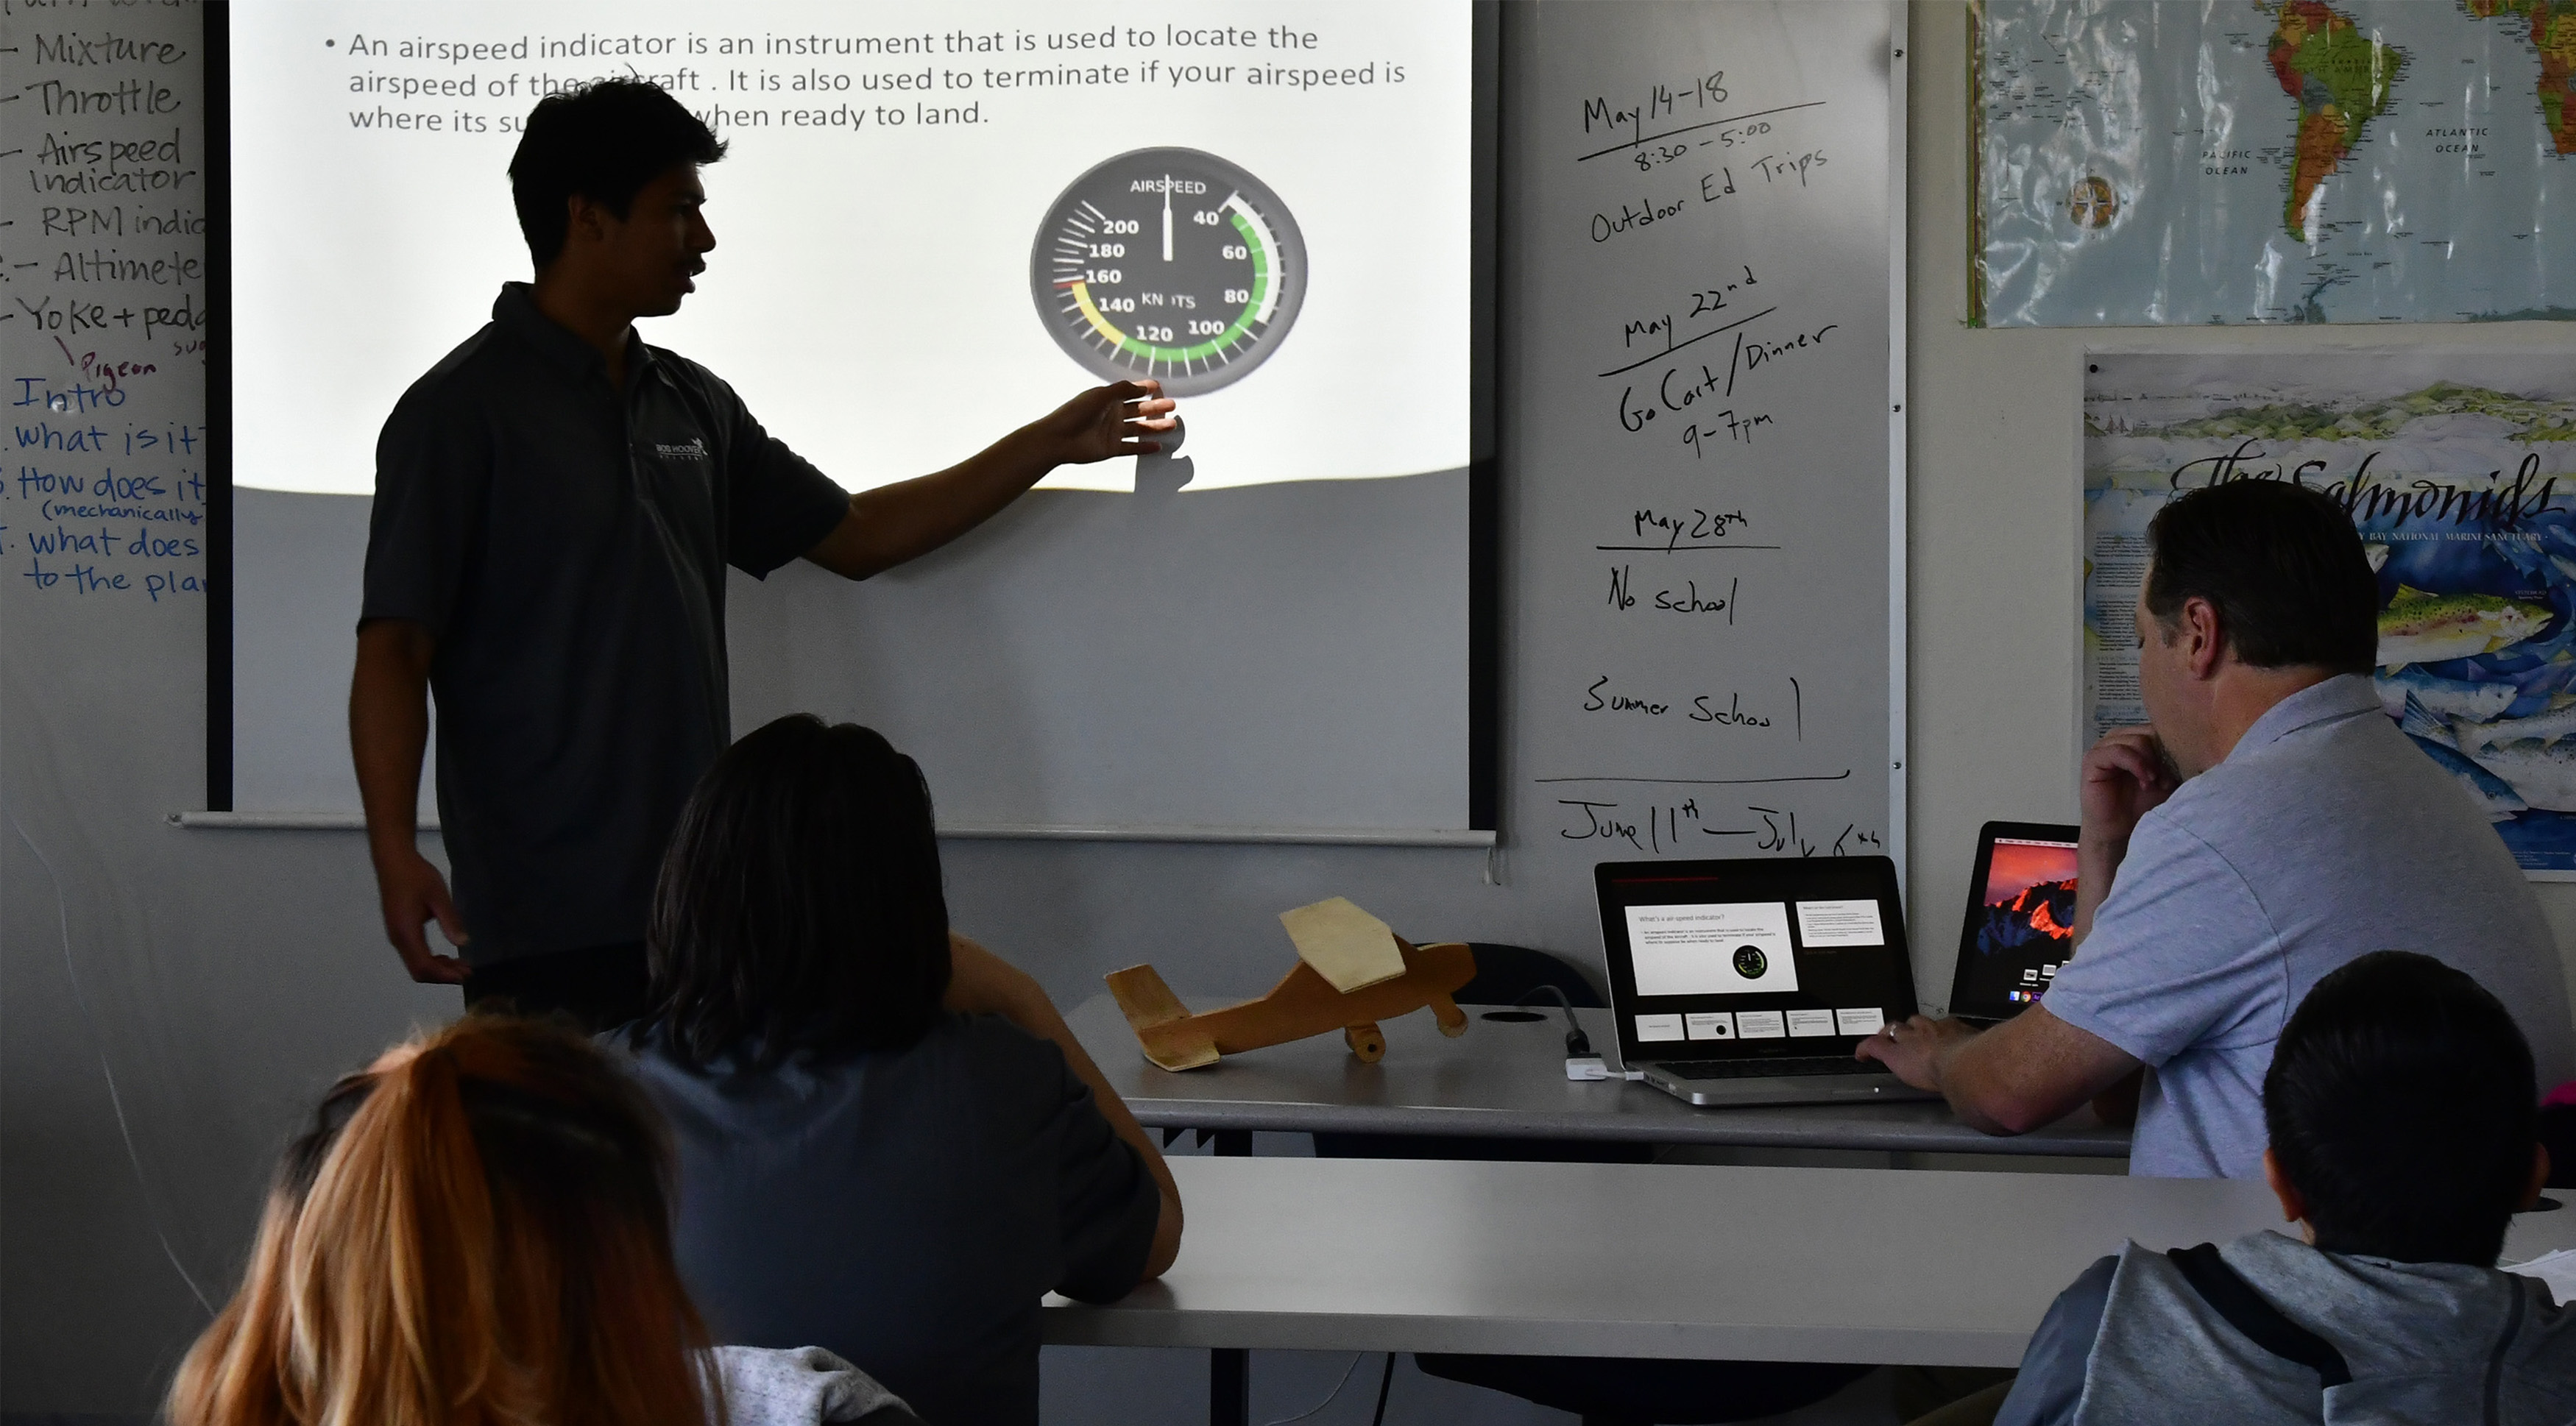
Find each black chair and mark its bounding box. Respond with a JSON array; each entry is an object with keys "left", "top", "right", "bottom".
[
  {"left": 1315, "top": 943, "right": 1873, "bottom": 1424},
  {"left": 1453, "top": 940, "right": 1609, "bottom": 1010}
]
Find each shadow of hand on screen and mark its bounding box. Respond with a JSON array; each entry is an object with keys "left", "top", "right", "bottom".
[{"left": 1134, "top": 415, "right": 1193, "bottom": 495}]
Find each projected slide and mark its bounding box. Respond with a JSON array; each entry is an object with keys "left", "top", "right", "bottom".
[{"left": 227, "top": 1, "right": 1471, "bottom": 494}]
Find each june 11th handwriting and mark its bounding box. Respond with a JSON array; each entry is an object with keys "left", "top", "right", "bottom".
[{"left": 1558, "top": 795, "right": 1882, "bottom": 859}]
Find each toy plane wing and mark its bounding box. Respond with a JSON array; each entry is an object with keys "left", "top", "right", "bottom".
[{"left": 1105, "top": 938, "right": 1476, "bottom": 1071}]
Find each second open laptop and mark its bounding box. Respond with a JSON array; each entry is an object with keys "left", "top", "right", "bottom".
[
  {"left": 1946, "top": 820, "right": 2082, "bottom": 1026},
  {"left": 1596, "top": 856, "right": 1940, "bottom": 1108}
]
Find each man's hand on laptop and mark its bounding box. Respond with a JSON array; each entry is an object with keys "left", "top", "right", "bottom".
[
  {"left": 1863, "top": 1004, "right": 2141, "bottom": 1135},
  {"left": 1854, "top": 1014, "right": 1976, "bottom": 1091}
]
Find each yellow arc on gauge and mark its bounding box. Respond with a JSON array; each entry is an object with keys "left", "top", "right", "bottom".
[{"left": 1030, "top": 146, "right": 1306, "bottom": 398}]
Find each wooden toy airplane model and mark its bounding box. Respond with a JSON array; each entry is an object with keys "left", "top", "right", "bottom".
[{"left": 1105, "top": 898, "right": 1476, "bottom": 1070}]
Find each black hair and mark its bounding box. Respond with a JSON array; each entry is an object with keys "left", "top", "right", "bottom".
[
  {"left": 636, "top": 715, "right": 952, "bottom": 1069},
  {"left": 2143, "top": 480, "right": 2378, "bottom": 674},
  {"left": 506, "top": 79, "right": 727, "bottom": 268},
  {"left": 2264, "top": 950, "right": 2538, "bottom": 1266}
]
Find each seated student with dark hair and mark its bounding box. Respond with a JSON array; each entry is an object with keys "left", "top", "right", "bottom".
[
  {"left": 1981, "top": 951, "right": 2572, "bottom": 1426},
  {"left": 618, "top": 714, "right": 1183, "bottom": 1426}
]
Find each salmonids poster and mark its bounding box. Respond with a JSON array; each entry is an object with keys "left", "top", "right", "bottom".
[{"left": 2085, "top": 352, "right": 2576, "bottom": 878}]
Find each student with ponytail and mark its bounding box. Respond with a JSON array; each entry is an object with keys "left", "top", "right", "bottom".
[{"left": 167, "top": 1015, "right": 917, "bottom": 1426}]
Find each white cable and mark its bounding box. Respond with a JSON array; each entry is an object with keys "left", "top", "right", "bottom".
[
  {"left": 9, "top": 808, "right": 216, "bottom": 1316},
  {"left": 1258, "top": 1351, "right": 1372, "bottom": 1426}
]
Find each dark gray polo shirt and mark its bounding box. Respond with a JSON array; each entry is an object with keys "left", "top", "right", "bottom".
[
  {"left": 362, "top": 284, "right": 849, "bottom": 965},
  {"left": 618, "top": 1014, "right": 1163, "bottom": 1426}
]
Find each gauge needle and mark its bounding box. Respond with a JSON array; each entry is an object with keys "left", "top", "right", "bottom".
[{"left": 1161, "top": 180, "right": 1174, "bottom": 262}]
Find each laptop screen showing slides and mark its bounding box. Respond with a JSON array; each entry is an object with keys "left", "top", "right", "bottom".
[{"left": 1595, "top": 856, "right": 1938, "bottom": 1107}]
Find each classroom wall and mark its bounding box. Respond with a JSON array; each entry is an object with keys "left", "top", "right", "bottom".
[
  {"left": 7, "top": 2, "right": 2573, "bottom": 1417},
  {"left": 1899, "top": 2, "right": 2576, "bottom": 1018}
]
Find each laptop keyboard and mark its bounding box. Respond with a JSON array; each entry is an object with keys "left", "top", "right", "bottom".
[{"left": 1661, "top": 1056, "right": 1881, "bottom": 1081}]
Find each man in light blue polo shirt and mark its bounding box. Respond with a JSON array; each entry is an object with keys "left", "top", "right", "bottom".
[{"left": 1860, "top": 480, "right": 2575, "bottom": 1178}]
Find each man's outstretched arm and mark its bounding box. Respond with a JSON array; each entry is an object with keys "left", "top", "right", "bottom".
[
  {"left": 349, "top": 617, "right": 470, "bottom": 984},
  {"left": 803, "top": 380, "right": 1176, "bottom": 581},
  {"left": 1855, "top": 1004, "right": 2139, "bottom": 1136}
]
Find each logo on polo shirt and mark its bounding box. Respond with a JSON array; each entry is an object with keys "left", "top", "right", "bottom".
[{"left": 653, "top": 438, "right": 710, "bottom": 461}]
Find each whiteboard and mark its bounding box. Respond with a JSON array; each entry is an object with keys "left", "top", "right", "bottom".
[{"left": 1495, "top": 0, "right": 1906, "bottom": 891}]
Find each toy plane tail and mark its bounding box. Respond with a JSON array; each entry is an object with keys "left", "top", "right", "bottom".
[{"left": 1105, "top": 964, "right": 1220, "bottom": 1071}]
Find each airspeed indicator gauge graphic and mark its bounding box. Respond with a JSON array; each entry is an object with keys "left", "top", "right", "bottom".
[{"left": 1032, "top": 147, "right": 1306, "bottom": 397}]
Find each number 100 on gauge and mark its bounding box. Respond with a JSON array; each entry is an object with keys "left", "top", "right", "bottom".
[{"left": 1031, "top": 147, "right": 1307, "bottom": 397}]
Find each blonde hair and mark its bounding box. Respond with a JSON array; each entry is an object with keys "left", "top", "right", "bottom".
[{"left": 169, "top": 1015, "right": 718, "bottom": 1426}]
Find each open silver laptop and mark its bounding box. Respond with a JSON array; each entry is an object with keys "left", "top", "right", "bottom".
[{"left": 1596, "top": 856, "right": 1940, "bottom": 1107}]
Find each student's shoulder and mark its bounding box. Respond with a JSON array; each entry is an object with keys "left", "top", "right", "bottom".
[
  {"left": 917, "top": 1014, "right": 1101, "bottom": 1118},
  {"left": 935, "top": 1010, "right": 1075, "bottom": 1071}
]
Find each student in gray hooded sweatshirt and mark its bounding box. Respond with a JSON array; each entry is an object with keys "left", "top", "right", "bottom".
[{"left": 1992, "top": 951, "right": 2573, "bottom": 1426}]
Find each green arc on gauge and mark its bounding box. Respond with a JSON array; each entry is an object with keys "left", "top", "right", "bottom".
[{"left": 1071, "top": 210, "right": 1271, "bottom": 364}]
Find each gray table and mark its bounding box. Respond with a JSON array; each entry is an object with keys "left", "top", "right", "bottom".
[
  {"left": 1047, "top": 1156, "right": 2576, "bottom": 1364},
  {"left": 1068, "top": 992, "right": 2134, "bottom": 1157}
]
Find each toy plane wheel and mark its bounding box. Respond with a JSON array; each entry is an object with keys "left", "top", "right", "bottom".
[
  {"left": 1430, "top": 993, "right": 1468, "bottom": 1037},
  {"left": 1344, "top": 1022, "right": 1387, "bottom": 1062}
]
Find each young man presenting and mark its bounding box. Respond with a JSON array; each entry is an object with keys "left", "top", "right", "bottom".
[
  {"left": 1858, "top": 479, "right": 2574, "bottom": 1177},
  {"left": 350, "top": 82, "right": 1175, "bottom": 1028}
]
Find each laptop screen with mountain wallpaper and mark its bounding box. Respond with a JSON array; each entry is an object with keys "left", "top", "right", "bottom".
[{"left": 1952, "top": 822, "right": 2081, "bottom": 1021}]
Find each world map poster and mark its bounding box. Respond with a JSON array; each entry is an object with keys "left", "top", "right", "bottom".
[
  {"left": 2086, "top": 353, "right": 2576, "bottom": 876},
  {"left": 1978, "top": 0, "right": 2573, "bottom": 325}
]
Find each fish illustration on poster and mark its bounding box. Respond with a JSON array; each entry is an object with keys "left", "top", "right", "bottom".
[{"left": 2084, "top": 352, "right": 2576, "bottom": 878}]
